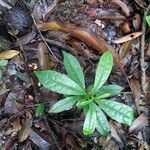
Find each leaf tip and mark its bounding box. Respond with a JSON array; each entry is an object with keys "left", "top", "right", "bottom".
[{"left": 83, "top": 129, "right": 94, "bottom": 136}]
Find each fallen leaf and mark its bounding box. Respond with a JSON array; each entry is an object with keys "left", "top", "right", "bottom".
[
  {"left": 29, "top": 130, "right": 51, "bottom": 150},
  {"left": 119, "top": 22, "right": 131, "bottom": 33},
  {"left": 4, "top": 92, "right": 20, "bottom": 114},
  {"left": 37, "top": 42, "right": 57, "bottom": 69},
  {"left": 129, "top": 113, "right": 148, "bottom": 133},
  {"left": 109, "top": 121, "right": 124, "bottom": 144},
  {"left": 129, "top": 78, "right": 142, "bottom": 113},
  {"left": 119, "top": 41, "right": 132, "bottom": 59},
  {"left": 113, "top": 32, "right": 142, "bottom": 44},
  {"left": 37, "top": 21, "right": 123, "bottom": 68},
  {"left": 112, "top": 0, "right": 130, "bottom": 16},
  {"left": 37, "top": 21, "right": 62, "bottom": 31},
  {"left": 0, "top": 50, "right": 19, "bottom": 59},
  {"left": 18, "top": 111, "right": 32, "bottom": 142},
  {"left": 15, "top": 31, "right": 36, "bottom": 46}
]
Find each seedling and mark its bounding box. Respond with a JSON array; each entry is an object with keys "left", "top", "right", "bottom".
[
  {"left": 34, "top": 51, "right": 134, "bottom": 136},
  {"left": 35, "top": 103, "right": 44, "bottom": 117}
]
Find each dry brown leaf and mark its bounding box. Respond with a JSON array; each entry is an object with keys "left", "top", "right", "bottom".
[
  {"left": 112, "top": 0, "right": 130, "bottom": 16},
  {"left": 129, "top": 113, "right": 148, "bottom": 133},
  {"left": 29, "top": 130, "right": 51, "bottom": 149},
  {"left": 119, "top": 22, "right": 131, "bottom": 33},
  {"left": 37, "top": 42, "right": 57, "bottom": 70},
  {"left": 37, "top": 21, "right": 123, "bottom": 68},
  {"left": 113, "top": 32, "right": 142, "bottom": 44},
  {"left": 109, "top": 121, "right": 124, "bottom": 144},
  {"left": 18, "top": 111, "right": 32, "bottom": 142},
  {"left": 0, "top": 50, "right": 19, "bottom": 59},
  {"left": 129, "top": 78, "right": 142, "bottom": 113},
  {"left": 15, "top": 31, "right": 36, "bottom": 46}
]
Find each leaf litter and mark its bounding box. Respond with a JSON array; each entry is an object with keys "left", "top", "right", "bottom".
[{"left": 0, "top": 0, "right": 149, "bottom": 149}]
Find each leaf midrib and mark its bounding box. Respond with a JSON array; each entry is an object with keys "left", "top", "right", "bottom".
[
  {"left": 46, "top": 76, "right": 85, "bottom": 95},
  {"left": 99, "top": 101, "right": 133, "bottom": 120}
]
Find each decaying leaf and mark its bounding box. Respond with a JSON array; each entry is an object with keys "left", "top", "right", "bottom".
[
  {"left": 37, "top": 21, "right": 62, "bottom": 31},
  {"left": 15, "top": 31, "right": 36, "bottom": 46},
  {"left": 4, "top": 92, "right": 20, "bottom": 114},
  {"left": 129, "top": 113, "right": 148, "bottom": 133},
  {"left": 109, "top": 121, "right": 124, "bottom": 144},
  {"left": 18, "top": 111, "right": 32, "bottom": 142},
  {"left": 0, "top": 50, "right": 19, "bottom": 59},
  {"left": 112, "top": 0, "right": 130, "bottom": 16},
  {"left": 37, "top": 42, "right": 57, "bottom": 69},
  {"left": 119, "top": 41, "right": 132, "bottom": 59},
  {"left": 113, "top": 32, "right": 142, "bottom": 44},
  {"left": 37, "top": 21, "right": 123, "bottom": 68},
  {"left": 129, "top": 78, "right": 142, "bottom": 113},
  {"left": 29, "top": 130, "right": 51, "bottom": 150}
]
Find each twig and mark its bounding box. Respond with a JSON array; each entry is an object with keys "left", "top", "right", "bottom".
[
  {"left": 31, "top": 14, "right": 60, "bottom": 63},
  {"left": 140, "top": 5, "right": 150, "bottom": 94}
]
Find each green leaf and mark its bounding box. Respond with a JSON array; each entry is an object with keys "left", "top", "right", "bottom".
[
  {"left": 35, "top": 103, "right": 44, "bottom": 117},
  {"left": 95, "top": 93, "right": 111, "bottom": 100},
  {"left": 95, "top": 104, "right": 110, "bottom": 136},
  {"left": 76, "top": 99, "right": 93, "bottom": 108},
  {"left": 97, "top": 99, "right": 134, "bottom": 126},
  {"left": 63, "top": 52, "right": 85, "bottom": 89},
  {"left": 83, "top": 105, "right": 89, "bottom": 114},
  {"left": 146, "top": 15, "right": 150, "bottom": 27},
  {"left": 0, "top": 60, "right": 8, "bottom": 67},
  {"left": 49, "top": 96, "right": 78, "bottom": 113},
  {"left": 93, "top": 51, "right": 113, "bottom": 93},
  {"left": 83, "top": 103, "right": 96, "bottom": 135},
  {"left": 96, "top": 84, "right": 124, "bottom": 97},
  {"left": 34, "top": 70, "right": 86, "bottom": 95}
]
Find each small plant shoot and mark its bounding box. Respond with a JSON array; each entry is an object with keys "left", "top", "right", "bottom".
[
  {"left": 35, "top": 103, "right": 45, "bottom": 117},
  {"left": 34, "top": 51, "right": 135, "bottom": 136}
]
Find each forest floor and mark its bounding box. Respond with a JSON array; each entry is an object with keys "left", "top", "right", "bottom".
[{"left": 0, "top": 0, "right": 150, "bottom": 149}]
